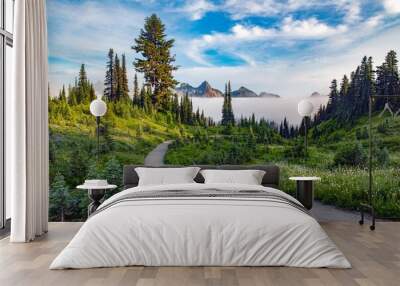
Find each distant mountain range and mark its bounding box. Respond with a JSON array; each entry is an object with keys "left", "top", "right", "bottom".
[
  {"left": 175, "top": 81, "right": 280, "bottom": 98},
  {"left": 310, "top": 91, "right": 327, "bottom": 97},
  {"left": 175, "top": 81, "right": 223, "bottom": 97}
]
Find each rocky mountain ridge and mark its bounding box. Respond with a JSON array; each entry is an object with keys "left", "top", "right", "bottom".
[{"left": 175, "top": 81, "right": 280, "bottom": 98}]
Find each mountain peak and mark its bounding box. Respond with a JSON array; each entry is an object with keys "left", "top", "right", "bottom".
[
  {"left": 175, "top": 81, "right": 223, "bottom": 97},
  {"left": 310, "top": 91, "right": 326, "bottom": 97},
  {"left": 259, "top": 91, "right": 280, "bottom": 98},
  {"left": 199, "top": 81, "right": 211, "bottom": 88},
  {"left": 232, "top": 86, "right": 258, "bottom": 97},
  {"left": 179, "top": 82, "right": 193, "bottom": 88}
]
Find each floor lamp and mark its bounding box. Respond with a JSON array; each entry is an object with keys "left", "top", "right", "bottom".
[
  {"left": 90, "top": 98, "right": 107, "bottom": 162},
  {"left": 297, "top": 100, "right": 314, "bottom": 157}
]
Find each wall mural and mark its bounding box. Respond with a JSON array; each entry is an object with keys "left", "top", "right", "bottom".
[{"left": 47, "top": 1, "right": 400, "bottom": 221}]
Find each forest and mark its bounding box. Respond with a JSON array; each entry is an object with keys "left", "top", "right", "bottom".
[{"left": 48, "top": 14, "right": 400, "bottom": 221}]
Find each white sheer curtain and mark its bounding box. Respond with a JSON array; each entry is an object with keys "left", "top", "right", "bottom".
[{"left": 7, "top": 0, "right": 49, "bottom": 242}]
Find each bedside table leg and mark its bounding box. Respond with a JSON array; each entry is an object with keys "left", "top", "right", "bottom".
[
  {"left": 296, "top": 181, "right": 314, "bottom": 210},
  {"left": 87, "top": 189, "right": 106, "bottom": 216}
]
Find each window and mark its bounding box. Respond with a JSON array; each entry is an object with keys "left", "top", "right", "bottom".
[{"left": 0, "top": 0, "right": 13, "bottom": 230}]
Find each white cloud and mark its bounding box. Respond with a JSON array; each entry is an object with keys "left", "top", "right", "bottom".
[
  {"left": 180, "top": 0, "right": 217, "bottom": 20},
  {"left": 365, "top": 14, "right": 384, "bottom": 28},
  {"left": 281, "top": 17, "right": 347, "bottom": 38},
  {"left": 223, "top": 0, "right": 281, "bottom": 19},
  {"left": 186, "top": 17, "right": 347, "bottom": 65},
  {"left": 382, "top": 0, "right": 400, "bottom": 14},
  {"left": 342, "top": 0, "right": 361, "bottom": 23},
  {"left": 179, "top": 0, "right": 365, "bottom": 21}
]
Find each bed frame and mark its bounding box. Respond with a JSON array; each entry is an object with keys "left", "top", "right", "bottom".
[{"left": 123, "top": 165, "right": 280, "bottom": 190}]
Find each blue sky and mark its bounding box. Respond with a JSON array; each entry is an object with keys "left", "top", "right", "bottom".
[{"left": 47, "top": 0, "right": 400, "bottom": 97}]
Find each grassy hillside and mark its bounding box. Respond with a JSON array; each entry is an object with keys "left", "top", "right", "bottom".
[
  {"left": 166, "top": 114, "right": 400, "bottom": 217},
  {"left": 49, "top": 101, "right": 194, "bottom": 221}
]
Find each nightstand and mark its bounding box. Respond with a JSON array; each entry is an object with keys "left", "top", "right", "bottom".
[
  {"left": 77, "top": 181, "right": 117, "bottom": 216},
  {"left": 289, "top": 177, "right": 321, "bottom": 210}
]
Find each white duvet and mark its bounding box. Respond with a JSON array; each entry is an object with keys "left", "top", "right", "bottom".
[{"left": 50, "top": 183, "right": 351, "bottom": 269}]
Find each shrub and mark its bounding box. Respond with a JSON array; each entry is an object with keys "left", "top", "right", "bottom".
[
  {"left": 355, "top": 127, "right": 368, "bottom": 140},
  {"left": 377, "top": 119, "right": 389, "bottom": 134},
  {"left": 375, "top": 147, "right": 390, "bottom": 167},
  {"left": 284, "top": 140, "right": 306, "bottom": 159},
  {"left": 333, "top": 141, "right": 367, "bottom": 166}
]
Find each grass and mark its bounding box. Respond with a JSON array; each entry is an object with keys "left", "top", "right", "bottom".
[
  {"left": 166, "top": 115, "right": 400, "bottom": 218},
  {"left": 279, "top": 164, "right": 400, "bottom": 218},
  {"left": 49, "top": 102, "right": 197, "bottom": 221}
]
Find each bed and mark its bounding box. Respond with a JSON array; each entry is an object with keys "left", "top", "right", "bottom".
[{"left": 50, "top": 165, "right": 350, "bottom": 269}]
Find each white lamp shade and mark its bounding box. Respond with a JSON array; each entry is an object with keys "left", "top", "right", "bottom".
[
  {"left": 90, "top": 99, "right": 107, "bottom": 117},
  {"left": 298, "top": 100, "right": 314, "bottom": 117}
]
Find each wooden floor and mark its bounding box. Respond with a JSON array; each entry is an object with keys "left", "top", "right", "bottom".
[{"left": 0, "top": 222, "right": 399, "bottom": 286}]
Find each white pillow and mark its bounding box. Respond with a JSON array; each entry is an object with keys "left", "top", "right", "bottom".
[
  {"left": 135, "top": 167, "right": 200, "bottom": 186},
  {"left": 200, "top": 169, "right": 266, "bottom": 185}
]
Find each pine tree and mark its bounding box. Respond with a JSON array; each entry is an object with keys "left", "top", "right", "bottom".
[
  {"left": 59, "top": 85, "right": 67, "bottom": 102},
  {"left": 283, "top": 117, "right": 289, "bottom": 138},
  {"left": 336, "top": 75, "right": 349, "bottom": 120},
  {"left": 86, "top": 160, "right": 103, "bottom": 179},
  {"left": 227, "top": 81, "right": 235, "bottom": 125},
  {"left": 221, "top": 82, "right": 235, "bottom": 126},
  {"left": 114, "top": 54, "right": 121, "bottom": 100},
  {"left": 376, "top": 50, "right": 400, "bottom": 109},
  {"left": 326, "top": 79, "right": 338, "bottom": 117},
  {"left": 104, "top": 48, "right": 115, "bottom": 101},
  {"left": 133, "top": 14, "right": 178, "bottom": 110},
  {"left": 133, "top": 73, "right": 139, "bottom": 106},
  {"left": 89, "top": 84, "right": 96, "bottom": 102},
  {"left": 49, "top": 173, "right": 70, "bottom": 222},
  {"left": 172, "top": 93, "right": 180, "bottom": 121},
  {"left": 221, "top": 83, "right": 229, "bottom": 126},
  {"left": 357, "top": 56, "right": 375, "bottom": 116},
  {"left": 68, "top": 84, "right": 78, "bottom": 105},
  {"left": 78, "top": 63, "right": 89, "bottom": 103},
  {"left": 139, "top": 85, "right": 146, "bottom": 109},
  {"left": 121, "top": 54, "right": 130, "bottom": 100},
  {"left": 103, "top": 157, "right": 122, "bottom": 186}
]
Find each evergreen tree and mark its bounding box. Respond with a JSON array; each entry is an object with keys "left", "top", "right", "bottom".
[
  {"left": 139, "top": 85, "right": 146, "bottom": 109},
  {"left": 227, "top": 81, "right": 235, "bottom": 125},
  {"left": 326, "top": 79, "right": 338, "bottom": 117},
  {"left": 172, "top": 93, "right": 180, "bottom": 121},
  {"left": 376, "top": 50, "right": 400, "bottom": 109},
  {"left": 133, "top": 73, "right": 139, "bottom": 106},
  {"left": 103, "top": 157, "right": 122, "bottom": 186},
  {"left": 357, "top": 56, "right": 375, "bottom": 117},
  {"left": 120, "top": 54, "right": 130, "bottom": 100},
  {"left": 49, "top": 173, "right": 70, "bottom": 222},
  {"left": 283, "top": 117, "right": 289, "bottom": 138},
  {"left": 114, "top": 54, "right": 122, "bottom": 100},
  {"left": 221, "top": 83, "right": 229, "bottom": 126},
  {"left": 221, "top": 82, "right": 235, "bottom": 126},
  {"left": 59, "top": 85, "right": 67, "bottom": 102},
  {"left": 68, "top": 149, "right": 88, "bottom": 188},
  {"left": 133, "top": 14, "right": 178, "bottom": 110},
  {"left": 78, "top": 63, "right": 89, "bottom": 103},
  {"left": 67, "top": 84, "right": 78, "bottom": 105},
  {"left": 86, "top": 160, "right": 103, "bottom": 179},
  {"left": 339, "top": 75, "right": 349, "bottom": 97},
  {"left": 180, "top": 93, "right": 194, "bottom": 124},
  {"left": 89, "top": 84, "right": 96, "bottom": 102},
  {"left": 145, "top": 85, "right": 153, "bottom": 112},
  {"left": 104, "top": 48, "right": 115, "bottom": 101},
  {"left": 335, "top": 75, "right": 349, "bottom": 120}
]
